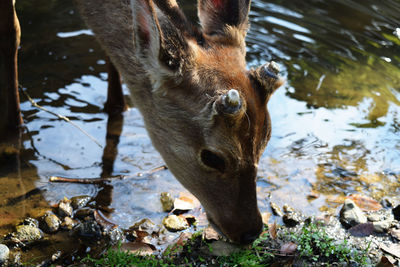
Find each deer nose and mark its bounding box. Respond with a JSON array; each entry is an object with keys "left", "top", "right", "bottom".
[{"left": 240, "top": 227, "right": 263, "bottom": 244}]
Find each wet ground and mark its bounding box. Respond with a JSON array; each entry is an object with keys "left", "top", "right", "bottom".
[{"left": 0, "top": 0, "right": 399, "bottom": 263}]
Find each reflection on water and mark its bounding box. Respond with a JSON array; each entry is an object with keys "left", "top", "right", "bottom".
[{"left": 0, "top": 0, "right": 400, "bottom": 262}]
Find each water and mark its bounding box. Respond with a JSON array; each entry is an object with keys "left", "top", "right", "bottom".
[{"left": 1, "top": 0, "right": 399, "bottom": 262}]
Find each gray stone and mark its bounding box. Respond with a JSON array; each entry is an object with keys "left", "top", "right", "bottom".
[
  {"left": 367, "top": 213, "right": 383, "bottom": 222},
  {"left": 0, "top": 244, "right": 9, "bottom": 263},
  {"left": 70, "top": 195, "right": 92, "bottom": 210},
  {"left": 373, "top": 220, "right": 392, "bottom": 233},
  {"left": 61, "top": 217, "right": 78, "bottom": 230},
  {"left": 58, "top": 197, "right": 73, "bottom": 217},
  {"left": 340, "top": 199, "right": 367, "bottom": 228},
  {"left": 270, "top": 202, "right": 283, "bottom": 217}
]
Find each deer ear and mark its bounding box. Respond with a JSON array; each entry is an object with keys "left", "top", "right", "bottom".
[
  {"left": 131, "top": 0, "right": 189, "bottom": 76},
  {"left": 198, "top": 0, "right": 251, "bottom": 36}
]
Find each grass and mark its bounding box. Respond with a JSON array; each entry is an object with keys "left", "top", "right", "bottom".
[{"left": 81, "top": 222, "right": 371, "bottom": 266}]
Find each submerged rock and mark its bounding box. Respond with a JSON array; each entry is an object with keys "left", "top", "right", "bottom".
[
  {"left": 339, "top": 199, "right": 367, "bottom": 228},
  {"left": 41, "top": 212, "right": 62, "bottom": 233},
  {"left": 0, "top": 244, "right": 9, "bottom": 264},
  {"left": 163, "top": 215, "right": 189, "bottom": 232},
  {"left": 74, "top": 207, "right": 95, "bottom": 220},
  {"left": 61, "top": 217, "right": 78, "bottom": 230},
  {"left": 70, "top": 195, "right": 92, "bottom": 210},
  {"left": 13, "top": 225, "right": 44, "bottom": 243},
  {"left": 58, "top": 197, "right": 73, "bottom": 217},
  {"left": 160, "top": 192, "right": 174, "bottom": 212},
  {"left": 20, "top": 218, "right": 39, "bottom": 228}
]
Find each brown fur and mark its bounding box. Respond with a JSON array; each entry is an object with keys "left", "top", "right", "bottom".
[{"left": 0, "top": 0, "right": 283, "bottom": 244}]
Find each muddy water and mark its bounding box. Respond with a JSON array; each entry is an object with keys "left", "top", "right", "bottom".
[{"left": 0, "top": 0, "right": 399, "bottom": 263}]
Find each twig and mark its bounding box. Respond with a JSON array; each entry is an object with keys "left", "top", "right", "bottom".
[
  {"left": 19, "top": 85, "right": 103, "bottom": 148},
  {"left": 49, "top": 165, "right": 168, "bottom": 184}
]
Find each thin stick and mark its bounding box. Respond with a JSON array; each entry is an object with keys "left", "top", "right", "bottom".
[
  {"left": 19, "top": 85, "right": 103, "bottom": 148},
  {"left": 49, "top": 165, "right": 168, "bottom": 184}
]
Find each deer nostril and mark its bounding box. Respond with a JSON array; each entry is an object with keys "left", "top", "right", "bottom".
[{"left": 240, "top": 227, "right": 263, "bottom": 245}]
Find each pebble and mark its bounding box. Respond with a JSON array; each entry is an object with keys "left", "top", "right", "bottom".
[
  {"left": 160, "top": 192, "right": 174, "bottom": 212},
  {"left": 339, "top": 199, "right": 367, "bottom": 228},
  {"left": 58, "top": 197, "right": 73, "bottom": 217},
  {"left": 367, "top": 213, "right": 383, "bottom": 222},
  {"left": 74, "top": 207, "right": 95, "bottom": 220},
  {"left": 70, "top": 195, "right": 92, "bottom": 210},
  {"left": 392, "top": 204, "right": 400, "bottom": 221},
  {"left": 270, "top": 202, "right": 283, "bottom": 216},
  {"left": 373, "top": 220, "right": 392, "bottom": 233},
  {"left": 42, "top": 212, "right": 62, "bottom": 233},
  {"left": 14, "top": 225, "right": 43, "bottom": 242},
  {"left": 0, "top": 244, "right": 9, "bottom": 263},
  {"left": 61, "top": 217, "right": 78, "bottom": 230},
  {"left": 162, "top": 215, "right": 189, "bottom": 231}
]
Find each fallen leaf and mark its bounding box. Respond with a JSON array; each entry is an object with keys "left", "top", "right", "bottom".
[
  {"left": 280, "top": 242, "right": 297, "bottom": 255},
  {"left": 348, "top": 223, "right": 374, "bottom": 237},
  {"left": 173, "top": 197, "right": 195, "bottom": 213},
  {"left": 262, "top": 212, "right": 271, "bottom": 225},
  {"left": 389, "top": 228, "right": 400, "bottom": 240},
  {"left": 381, "top": 243, "right": 400, "bottom": 259},
  {"left": 346, "top": 194, "right": 382, "bottom": 211},
  {"left": 116, "top": 242, "right": 154, "bottom": 256},
  {"left": 268, "top": 222, "right": 277, "bottom": 240},
  {"left": 203, "top": 226, "right": 220, "bottom": 241},
  {"left": 376, "top": 256, "right": 396, "bottom": 267},
  {"left": 175, "top": 232, "right": 192, "bottom": 246}
]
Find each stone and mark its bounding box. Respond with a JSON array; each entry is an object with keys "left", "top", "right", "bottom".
[
  {"left": 160, "top": 192, "right": 174, "bottom": 212},
  {"left": 162, "top": 215, "right": 189, "bottom": 232},
  {"left": 61, "top": 217, "right": 78, "bottom": 230},
  {"left": 339, "top": 199, "right": 367, "bottom": 228},
  {"left": 373, "top": 220, "right": 392, "bottom": 233},
  {"left": 58, "top": 197, "right": 73, "bottom": 217},
  {"left": 283, "top": 212, "right": 301, "bottom": 227},
  {"left": 74, "top": 207, "right": 95, "bottom": 220},
  {"left": 392, "top": 205, "right": 400, "bottom": 221},
  {"left": 0, "top": 244, "right": 9, "bottom": 264},
  {"left": 270, "top": 202, "right": 283, "bottom": 216},
  {"left": 42, "top": 213, "right": 62, "bottom": 233},
  {"left": 70, "top": 195, "right": 92, "bottom": 210},
  {"left": 14, "top": 225, "right": 43, "bottom": 242},
  {"left": 367, "top": 213, "right": 383, "bottom": 222}
]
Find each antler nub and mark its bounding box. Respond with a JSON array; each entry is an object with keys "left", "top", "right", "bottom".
[
  {"left": 224, "top": 89, "right": 240, "bottom": 107},
  {"left": 252, "top": 61, "right": 283, "bottom": 96}
]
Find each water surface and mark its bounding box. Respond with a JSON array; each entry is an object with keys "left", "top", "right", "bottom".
[{"left": 0, "top": 0, "right": 399, "bottom": 262}]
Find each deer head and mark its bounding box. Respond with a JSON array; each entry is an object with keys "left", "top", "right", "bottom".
[{"left": 130, "top": 0, "right": 284, "bottom": 244}]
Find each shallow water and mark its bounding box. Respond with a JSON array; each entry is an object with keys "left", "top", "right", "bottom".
[{"left": 0, "top": 0, "right": 399, "bottom": 262}]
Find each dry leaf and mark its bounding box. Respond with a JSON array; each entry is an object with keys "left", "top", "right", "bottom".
[
  {"left": 262, "top": 212, "right": 271, "bottom": 225},
  {"left": 175, "top": 232, "right": 192, "bottom": 246},
  {"left": 348, "top": 223, "right": 375, "bottom": 237},
  {"left": 173, "top": 197, "right": 195, "bottom": 213},
  {"left": 268, "top": 222, "right": 277, "bottom": 240},
  {"left": 376, "top": 256, "right": 396, "bottom": 267},
  {"left": 381, "top": 244, "right": 400, "bottom": 259},
  {"left": 203, "top": 226, "right": 220, "bottom": 241},
  {"left": 117, "top": 242, "right": 154, "bottom": 256},
  {"left": 346, "top": 194, "right": 382, "bottom": 211},
  {"left": 280, "top": 242, "right": 297, "bottom": 255}
]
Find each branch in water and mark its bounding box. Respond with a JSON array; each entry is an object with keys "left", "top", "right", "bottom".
[
  {"left": 19, "top": 85, "right": 103, "bottom": 148},
  {"left": 49, "top": 165, "right": 168, "bottom": 184}
]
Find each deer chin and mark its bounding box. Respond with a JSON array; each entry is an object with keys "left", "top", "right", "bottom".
[{"left": 206, "top": 212, "right": 262, "bottom": 245}]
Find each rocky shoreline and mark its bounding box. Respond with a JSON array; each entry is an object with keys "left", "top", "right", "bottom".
[{"left": 0, "top": 193, "right": 399, "bottom": 266}]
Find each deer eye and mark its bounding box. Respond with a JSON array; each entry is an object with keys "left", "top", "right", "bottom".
[{"left": 200, "top": 149, "right": 226, "bottom": 173}]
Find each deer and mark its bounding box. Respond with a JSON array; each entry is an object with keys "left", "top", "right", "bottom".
[{"left": 0, "top": 0, "right": 283, "bottom": 244}]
